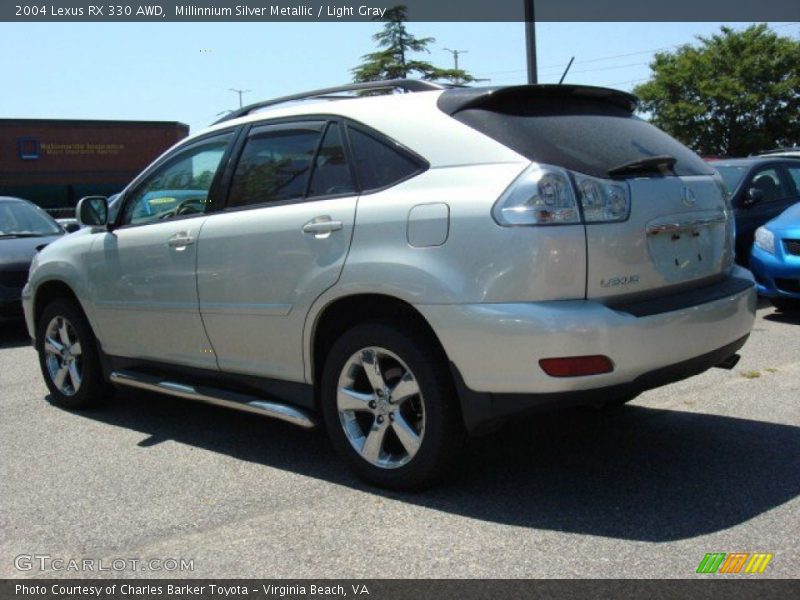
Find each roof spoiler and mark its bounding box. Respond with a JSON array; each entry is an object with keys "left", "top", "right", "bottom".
[{"left": 437, "top": 84, "right": 639, "bottom": 115}]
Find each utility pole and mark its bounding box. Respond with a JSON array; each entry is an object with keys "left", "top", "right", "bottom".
[
  {"left": 443, "top": 48, "right": 468, "bottom": 85},
  {"left": 229, "top": 88, "right": 251, "bottom": 108},
  {"left": 443, "top": 48, "right": 468, "bottom": 71},
  {"left": 524, "top": 0, "right": 537, "bottom": 84}
]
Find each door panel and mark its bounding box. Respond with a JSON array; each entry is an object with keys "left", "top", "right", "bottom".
[
  {"left": 734, "top": 165, "right": 799, "bottom": 262},
  {"left": 196, "top": 197, "right": 356, "bottom": 380},
  {"left": 89, "top": 217, "right": 217, "bottom": 367},
  {"left": 87, "top": 133, "right": 234, "bottom": 367}
]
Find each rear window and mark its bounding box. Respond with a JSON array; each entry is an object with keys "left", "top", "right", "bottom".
[{"left": 451, "top": 98, "right": 713, "bottom": 178}]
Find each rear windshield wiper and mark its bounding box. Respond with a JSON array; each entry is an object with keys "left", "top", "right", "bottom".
[{"left": 607, "top": 155, "right": 677, "bottom": 178}]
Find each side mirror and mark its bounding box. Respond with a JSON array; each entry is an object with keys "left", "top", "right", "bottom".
[
  {"left": 76, "top": 196, "right": 108, "bottom": 227},
  {"left": 744, "top": 188, "right": 763, "bottom": 206},
  {"left": 64, "top": 222, "right": 81, "bottom": 233}
]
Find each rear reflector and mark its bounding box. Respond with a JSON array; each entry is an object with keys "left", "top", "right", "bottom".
[{"left": 539, "top": 355, "right": 614, "bottom": 377}]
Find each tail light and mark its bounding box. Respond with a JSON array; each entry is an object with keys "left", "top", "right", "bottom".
[{"left": 493, "top": 163, "right": 630, "bottom": 227}]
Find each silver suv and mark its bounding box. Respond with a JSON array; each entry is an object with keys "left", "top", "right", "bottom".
[{"left": 23, "top": 80, "right": 756, "bottom": 489}]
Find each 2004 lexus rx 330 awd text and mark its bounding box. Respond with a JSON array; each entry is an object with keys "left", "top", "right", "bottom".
[{"left": 23, "top": 81, "right": 756, "bottom": 489}]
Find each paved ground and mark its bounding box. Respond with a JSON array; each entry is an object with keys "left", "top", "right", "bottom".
[{"left": 1, "top": 303, "right": 799, "bottom": 579}]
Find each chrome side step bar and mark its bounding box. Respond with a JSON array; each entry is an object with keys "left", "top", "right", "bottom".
[{"left": 109, "top": 370, "right": 316, "bottom": 429}]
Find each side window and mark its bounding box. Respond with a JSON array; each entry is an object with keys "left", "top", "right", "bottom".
[
  {"left": 785, "top": 165, "right": 800, "bottom": 196},
  {"left": 347, "top": 126, "right": 423, "bottom": 192},
  {"left": 307, "top": 123, "right": 355, "bottom": 198},
  {"left": 121, "top": 137, "right": 231, "bottom": 226},
  {"left": 748, "top": 167, "right": 787, "bottom": 203},
  {"left": 228, "top": 127, "right": 321, "bottom": 208}
]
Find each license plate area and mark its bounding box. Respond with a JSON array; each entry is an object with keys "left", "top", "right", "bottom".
[{"left": 646, "top": 213, "right": 725, "bottom": 283}]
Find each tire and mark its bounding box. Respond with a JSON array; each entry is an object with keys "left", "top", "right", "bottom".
[
  {"left": 320, "top": 322, "right": 465, "bottom": 490},
  {"left": 771, "top": 298, "right": 800, "bottom": 313},
  {"left": 36, "top": 298, "right": 110, "bottom": 409}
]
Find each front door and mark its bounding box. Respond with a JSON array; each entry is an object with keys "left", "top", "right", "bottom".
[{"left": 88, "top": 133, "right": 234, "bottom": 367}]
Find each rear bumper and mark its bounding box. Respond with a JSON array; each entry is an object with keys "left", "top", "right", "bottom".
[{"left": 416, "top": 267, "right": 756, "bottom": 431}]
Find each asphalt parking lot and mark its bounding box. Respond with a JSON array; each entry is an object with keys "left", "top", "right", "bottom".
[{"left": 1, "top": 302, "right": 798, "bottom": 579}]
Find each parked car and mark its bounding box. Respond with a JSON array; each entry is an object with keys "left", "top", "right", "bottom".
[
  {"left": 23, "top": 81, "right": 756, "bottom": 489},
  {"left": 757, "top": 147, "right": 800, "bottom": 158},
  {"left": 709, "top": 157, "right": 800, "bottom": 264},
  {"left": 0, "top": 197, "right": 66, "bottom": 320},
  {"left": 750, "top": 201, "right": 800, "bottom": 312},
  {"left": 55, "top": 217, "right": 82, "bottom": 232}
]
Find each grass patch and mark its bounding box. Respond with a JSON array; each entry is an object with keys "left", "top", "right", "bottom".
[{"left": 740, "top": 370, "right": 761, "bottom": 379}]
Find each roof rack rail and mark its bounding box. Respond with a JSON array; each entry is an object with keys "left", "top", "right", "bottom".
[{"left": 214, "top": 79, "right": 447, "bottom": 125}]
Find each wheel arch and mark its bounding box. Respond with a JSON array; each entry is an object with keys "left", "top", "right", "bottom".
[
  {"left": 307, "top": 293, "right": 451, "bottom": 398},
  {"left": 33, "top": 279, "right": 84, "bottom": 328}
]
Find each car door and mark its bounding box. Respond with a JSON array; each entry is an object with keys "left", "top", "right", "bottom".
[
  {"left": 733, "top": 164, "right": 793, "bottom": 262},
  {"left": 196, "top": 120, "right": 357, "bottom": 382},
  {"left": 782, "top": 162, "right": 800, "bottom": 210},
  {"left": 88, "top": 132, "right": 235, "bottom": 368}
]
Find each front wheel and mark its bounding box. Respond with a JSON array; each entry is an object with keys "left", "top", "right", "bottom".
[
  {"left": 320, "top": 323, "right": 464, "bottom": 490},
  {"left": 36, "top": 298, "right": 110, "bottom": 409}
]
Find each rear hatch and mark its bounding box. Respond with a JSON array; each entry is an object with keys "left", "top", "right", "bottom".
[{"left": 441, "top": 85, "right": 733, "bottom": 303}]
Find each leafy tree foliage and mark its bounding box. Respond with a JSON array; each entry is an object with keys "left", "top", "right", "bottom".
[
  {"left": 634, "top": 25, "right": 800, "bottom": 157},
  {"left": 352, "top": 6, "right": 475, "bottom": 84}
]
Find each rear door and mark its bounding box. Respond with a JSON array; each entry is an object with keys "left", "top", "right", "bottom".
[{"left": 196, "top": 120, "right": 358, "bottom": 381}]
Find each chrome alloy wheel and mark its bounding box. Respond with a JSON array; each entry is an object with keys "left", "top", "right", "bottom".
[
  {"left": 336, "top": 347, "right": 426, "bottom": 469},
  {"left": 43, "top": 316, "right": 83, "bottom": 396}
]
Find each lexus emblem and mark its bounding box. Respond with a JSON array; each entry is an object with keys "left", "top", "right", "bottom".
[{"left": 682, "top": 186, "right": 697, "bottom": 207}]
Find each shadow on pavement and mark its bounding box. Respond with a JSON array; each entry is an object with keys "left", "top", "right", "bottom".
[
  {"left": 0, "top": 319, "right": 31, "bottom": 349},
  {"left": 763, "top": 310, "right": 800, "bottom": 325},
  {"left": 62, "top": 388, "right": 800, "bottom": 543}
]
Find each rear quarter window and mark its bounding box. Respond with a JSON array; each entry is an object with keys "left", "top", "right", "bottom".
[
  {"left": 451, "top": 98, "right": 713, "bottom": 179},
  {"left": 346, "top": 126, "right": 425, "bottom": 192}
]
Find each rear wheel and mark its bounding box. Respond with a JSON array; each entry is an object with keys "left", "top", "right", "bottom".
[
  {"left": 321, "top": 322, "right": 464, "bottom": 489},
  {"left": 771, "top": 298, "right": 800, "bottom": 313},
  {"left": 36, "top": 299, "right": 110, "bottom": 409}
]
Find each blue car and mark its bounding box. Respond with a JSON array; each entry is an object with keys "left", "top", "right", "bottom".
[{"left": 750, "top": 202, "right": 800, "bottom": 312}]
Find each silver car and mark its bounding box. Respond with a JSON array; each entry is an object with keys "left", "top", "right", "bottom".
[{"left": 23, "top": 80, "right": 756, "bottom": 489}]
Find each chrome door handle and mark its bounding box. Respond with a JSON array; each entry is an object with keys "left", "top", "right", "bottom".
[
  {"left": 167, "top": 233, "right": 195, "bottom": 248},
  {"left": 302, "top": 217, "right": 343, "bottom": 235}
]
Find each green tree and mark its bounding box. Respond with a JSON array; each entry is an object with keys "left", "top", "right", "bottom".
[
  {"left": 352, "top": 5, "right": 475, "bottom": 84},
  {"left": 634, "top": 24, "right": 800, "bottom": 157}
]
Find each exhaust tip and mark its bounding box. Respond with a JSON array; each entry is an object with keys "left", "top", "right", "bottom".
[{"left": 715, "top": 354, "right": 741, "bottom": 370}]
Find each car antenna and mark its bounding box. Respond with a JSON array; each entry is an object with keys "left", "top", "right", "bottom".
[{"left": 558, "top": 57, "right": 575, "bottom": 85}]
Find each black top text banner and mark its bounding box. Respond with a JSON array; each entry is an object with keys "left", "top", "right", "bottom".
[{"left": 3, "top": 0, "right": 800, "bottom": 22}]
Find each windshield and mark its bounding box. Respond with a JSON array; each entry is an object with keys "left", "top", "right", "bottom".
[
  {"left": 713, "top": 165, "right": 749, "bottom": 193},
  {"left": 0, "top": 201, "right": 62, "bottom": 236}
]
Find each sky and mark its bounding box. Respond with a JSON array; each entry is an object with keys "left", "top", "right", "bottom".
[{"left": 1, "top": 21, "right": 797, "bottom": 132}]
